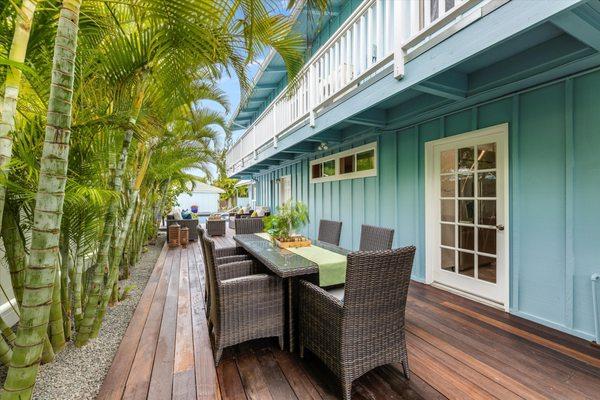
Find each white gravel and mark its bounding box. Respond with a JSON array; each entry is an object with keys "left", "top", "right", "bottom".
[{"left": 0, "top": 235, "right": 165, "bottom": 400}]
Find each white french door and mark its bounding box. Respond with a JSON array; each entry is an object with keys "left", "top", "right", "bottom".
[
  {"left": 425, "top": 124, "right": 509, "bottom": 309},
  {"left": 279, "top": 175, "right": 292, "bottom": 206}
]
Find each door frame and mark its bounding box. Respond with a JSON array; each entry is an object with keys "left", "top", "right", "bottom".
[{"left": 424, "top": 123, "right": 510, "bottom": 311}]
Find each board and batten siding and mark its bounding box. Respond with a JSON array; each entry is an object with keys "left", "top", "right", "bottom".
[{"left": 254, "top": 68, "right": 600, "bottom": 341}]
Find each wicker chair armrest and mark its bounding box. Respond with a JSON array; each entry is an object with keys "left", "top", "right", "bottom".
[
  {"left": 216, "top": 255, "right": 249, "bottom": 266},
  {"left": 219, "top": 274, "right": 283, "bottom": 304},
  {"left": 300, "top": 280, "right": 344, "bottom": 310},
  {"left": 215, "top": 246, "right": 246, "bottom": 258},
  {"left": 217, "top": 260, "right": 259, "bottom": 281}
]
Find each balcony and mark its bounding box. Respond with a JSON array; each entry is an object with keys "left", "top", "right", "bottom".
[{"left": 227, "top": 0, "right": 503, "bottom": 177}]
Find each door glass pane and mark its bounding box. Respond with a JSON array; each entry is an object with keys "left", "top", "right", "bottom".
[
  {"left": 479, "top": 200, "right": 496, "bottom": 226},
  {"left": 458, "top": 252, "right": 474, "bottom": 277},
  {"left": 323, "top": 160, "right": 336, "bottom": 176},
  {"left": 458, "top": 147, "right": 475, "bottom": 172},
  {"left": 478, "top": 228, "right": 496, "bottom": 255},
  {"left": 458, "top": 226, "right": 474, "bottom": 251},
  {"left": 478, "top": 254, "right": 497, "bottom": 283},
  {"left": 458, "top": 200, "right": 474, "bottom": 223},
  {"left": 441, "top": 150, "right": 455, "bottom": 173},
  {"left": 356, "top": 149, "right": 375, "bottom": 171},
  {"left": 441, "top": 175, "right": 455, "bottom": 197},
  {"left": 441, "top": 224, "right": 455, "bottom": 247},
  {"left": 478, "top": 172, "right": 496, "bottom": 197},
  {"left": 458, "top": 174, "right": 474, "bottom": 197},
  {"left": 441, "top": 200, "right": 455, "bottom": 222},
  {"left": 477, "top": 143, "right": 496, "bottom": 169},
  {"left": 441, "top": 248, "right": 455, "bottom": 272}
]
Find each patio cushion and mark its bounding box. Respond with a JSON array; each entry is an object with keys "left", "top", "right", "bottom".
[{"left": 327, "top": 286, "right": 344, "bottom": 301}]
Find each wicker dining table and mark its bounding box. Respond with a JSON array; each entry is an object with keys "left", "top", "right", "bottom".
[{"left": 233, "top": 233, "right": 349, "bottom": 351}]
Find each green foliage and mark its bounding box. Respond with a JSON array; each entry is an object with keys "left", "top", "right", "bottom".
[
  {"left": 264, "top": 201, "right": 309, "bottom": 240},
  {"left": 118, "top": 284, "right": 136, "bottom": 301}
]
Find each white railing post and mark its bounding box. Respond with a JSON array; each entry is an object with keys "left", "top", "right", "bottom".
[
  {"left": 394, "top": 0, "right": 411, "bottom": 79},
  {"left": 309, "top": 63, "right": 317, "bottom": 127},
  {"left": 252, "top": 126, "right": 257, "bottom": 160}
]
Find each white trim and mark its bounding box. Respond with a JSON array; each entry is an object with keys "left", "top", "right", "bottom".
[
  {"left": 425, "top": 123, "right": 510, "bottom": 311},
  {"left": 309, "top": 142, "right": 378, "bottom": 183}
]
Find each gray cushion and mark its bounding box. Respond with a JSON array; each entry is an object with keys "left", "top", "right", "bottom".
[{"left": 327, "top": 286, "right": 345, "bottom": 301}]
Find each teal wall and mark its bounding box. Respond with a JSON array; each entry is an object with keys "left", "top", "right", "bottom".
[{"left": 254, "top": 69, "right": 600, "bottom": 341}]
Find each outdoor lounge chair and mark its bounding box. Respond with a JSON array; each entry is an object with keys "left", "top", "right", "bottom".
[
  {"left": 317, "top": 219, "right": 342, "bottom": 246},
  {"left": 198, "top": 228, "right": 251, "bottom": 320},
  {"left": 298, "top": 246, "right": 416, "bottom": 400},
  {"left": 359, "top": 224, "right": 394, "bottom": 250},
  {"left": 234, "top": 217, "right": 264, "bottom": 234},
  {"left": 203, "top": 235, "right": 284, "bottom": 365}
]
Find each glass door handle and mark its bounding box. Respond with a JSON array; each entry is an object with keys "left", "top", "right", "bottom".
[{"left": 496, "top": 225, "right": 505, "bottom": 231}]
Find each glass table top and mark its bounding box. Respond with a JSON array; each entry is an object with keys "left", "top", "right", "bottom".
[{"left": 233, "top": 234, "right": 348, "bottom": 278}]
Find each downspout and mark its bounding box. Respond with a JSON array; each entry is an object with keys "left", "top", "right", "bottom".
[{"left": 592, "top": 273, "right": 600, "bottom": 344}]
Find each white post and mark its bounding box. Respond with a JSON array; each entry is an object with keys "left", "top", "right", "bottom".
[
  {"left": 252, "top": 126, "right": 257, "bottom": 159},
  {"left": 394, "top": 0, "right": 409, "bottom": 79},
  {"left": 376, "top": 0, "right": 384, "bottom": 62}
]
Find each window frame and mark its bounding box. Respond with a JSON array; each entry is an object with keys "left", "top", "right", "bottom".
[{"left": 309, "top": 142, "right": 378, "bottom": 183}]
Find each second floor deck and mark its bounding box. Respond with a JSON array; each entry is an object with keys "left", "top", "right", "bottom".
[{"left": 227, "top": 0, "right": 600, "bottom": 177}]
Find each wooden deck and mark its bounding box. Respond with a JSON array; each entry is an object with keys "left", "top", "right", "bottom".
[{"left": 98, "top": 228, "right": 600, "bottom": 399}]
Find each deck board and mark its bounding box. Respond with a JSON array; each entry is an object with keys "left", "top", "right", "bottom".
[{"left": 99, "top": 227, "right": 600, "bottom": 399}]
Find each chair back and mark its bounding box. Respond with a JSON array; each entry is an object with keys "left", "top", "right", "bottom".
[
  {"left": 200, "top": 231, "right": 219, "bottom": 326},
  {"left": 198, "top": 226, "right": 208, "bottom": 266},
  {"left": 359, "top": 224, "right": 394, "bottom": 251},
  {"left": 317, "top": 219, "right": 342, "bottom": 246},
  {"left": 342, "top": 246, "right": 416, "bottom": 338},
  {"left": 235, "top": 218, "right": 264, "bottom": 234}
]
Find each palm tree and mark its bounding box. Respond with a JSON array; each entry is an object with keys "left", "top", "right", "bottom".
[
  {"left": 0, "top": 0, "right": 38, "bottom": 230},
  {"left": 0, "top": 0, "right": 325, "bottom": 396},
  {"left": 1, "top": 1, "right": 83, "bottom": 398}
]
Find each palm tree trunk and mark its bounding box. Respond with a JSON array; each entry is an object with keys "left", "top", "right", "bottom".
[
  {"left": 72, "top": 244, "right": 84, "bottom": 327},
  {"left": 77, "top": 83, "right": 146, "bottom": 345},
  {"left": 1, "top": 1, "right": 81, "bottom": 398},
  {"left": 0, "top": 336, "right": 13, "bottom": 367},
  {"left": 92, "top": 146, "right": 151, "bottom": 334},
  {"left": 0, "top": 317, "right": 16, "bottom": 346},
  {"left": 59, "top": 233, "right": 72, "bottom": 341},
  {"left": 0, "top": 0, "right": 38, "bottom": 231},
  {"left": 1, "top": 209, "right": 26, "bottom": 306},
  {"left": 48, "top": 267, "right": 65, "bottom": 352}
]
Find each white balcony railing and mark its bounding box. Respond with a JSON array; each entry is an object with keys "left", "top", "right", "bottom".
[{"left": 227, "top": 0, "right": 495, "bottom": 176}]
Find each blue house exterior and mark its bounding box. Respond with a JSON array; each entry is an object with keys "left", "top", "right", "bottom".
[{"left": 227, "top": 0, "right": 600, "bottom": 342}]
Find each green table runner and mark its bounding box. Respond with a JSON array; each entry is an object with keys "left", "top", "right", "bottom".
[{"left": 253, "top": 233, "right": 346, "bottom": 286}]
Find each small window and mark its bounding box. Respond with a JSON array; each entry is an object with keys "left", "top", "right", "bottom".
[
  {"left": 323, "top": 160, "right": 336, "bottom": 176},
  {"left": 339, "top": 155, "right": 355, "bottom": 174},
  {"left": 312, "top": 163, "right": 322, "bottom": 179},
  {"left": 309, "top": 142, "right": 377, "bottom": 183},
  {"left": 356, "top": 149, "right": 375, "bottom": 171}
]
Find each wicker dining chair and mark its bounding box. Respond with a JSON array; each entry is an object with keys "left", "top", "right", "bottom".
[
  {"left": 359, "top": 224, "right": 394, "bottom": 251},
  {"left": 234, "top": 217, "right": 264, "bottom": 234},
  {"left": 299, "top": 246, "right": 416, "bottom": 400},
  {"left": 204, "top": 236, "right": 284, "bottom": 365},
  {"left": 199, "top": 228, "right": 251, "bottom": 321},
  {"left": 317, "top": 219, "right": 343, "bottom": 246}
]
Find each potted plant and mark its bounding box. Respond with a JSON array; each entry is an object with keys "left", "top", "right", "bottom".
[{"left": 263, "top": 201, "right": 310, "bottom": 248}]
